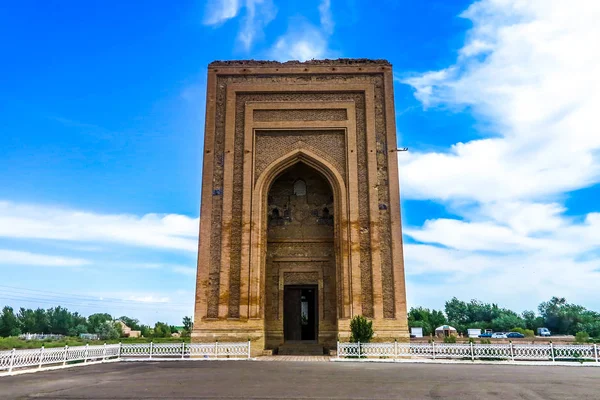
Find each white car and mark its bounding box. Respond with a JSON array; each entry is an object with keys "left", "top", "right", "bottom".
[{"left": 491, "top": 332, "right": 507, "bottom": 339}]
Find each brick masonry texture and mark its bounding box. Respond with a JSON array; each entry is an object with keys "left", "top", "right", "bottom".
[{"left": 193, "top": 60, "right": 408, "bottom": 353}]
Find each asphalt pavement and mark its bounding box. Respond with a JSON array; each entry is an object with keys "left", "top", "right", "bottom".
[{"left": 1, "top": 360, "right": 599, "bottom": 399}]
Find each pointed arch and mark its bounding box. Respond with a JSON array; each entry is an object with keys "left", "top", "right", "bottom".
[{"left": 247, "top": 148, "right": 351, "bottom": 320}]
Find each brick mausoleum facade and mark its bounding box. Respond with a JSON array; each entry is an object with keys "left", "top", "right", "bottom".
[{"left": 192, "top": 59, "right": 409, "bottom": 355}]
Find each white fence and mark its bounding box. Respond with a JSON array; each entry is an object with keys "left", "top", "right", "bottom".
[
  {"left": 337, "top": 341, "right": 600, "bottom": 363},
  {"left": 0, "top": 341, "right": 251, "bottom": 374}
]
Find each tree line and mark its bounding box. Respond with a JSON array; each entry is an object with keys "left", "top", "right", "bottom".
[
  {"left": 2, "top": 296, "right": 597, "bottom": 340},
  {"left": 409, "top": 296, "right": 600, "bottom": 338},
  {"left": 0, "top": 306, "right": 194, "bottom": 340}
]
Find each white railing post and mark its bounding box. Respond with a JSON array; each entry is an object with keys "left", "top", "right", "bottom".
[
  {"left": 337, "top": 341, "right": 340, "bottom": 359},
  {"left": 247, "top": 340, "right": 251, "bottom": 359},
  {"left": 357, "top": 341, "right": 361, "bottom": 358},
  {"left": 118, "top": 342, "right": 122, "bottom": 359},
  {"left": 432, "top": 341, "right": 436, "bottom": 360},
  {"left": 394, "top": 339, "right": 398, "bottom": 360},
  {"left": 470, "top": 341, "right": 474, "bottom": 361},
  {"left": 594, "top": 343, "right": 598, "bottom": 363},
  {"left": 102, "top": 343, "right": 107, "bottom": 362},
  {"left": 149, "top": 342, "right": 153, "bottom": 359},
  {"left": 509, "top": 341, "right": 514, "bottom": 361},
  {"left": 181, "top": 342, "right": 185, "bottom": 359},
  {"left": 215, "top": 341, "right": 219, "bottom": 359},
  {"left": 550, "top": 342, "right": 555, "bottom": 362},
  {"left": 38, "top": 346, "right": 45, "bottom": 369},
  {"left": 84, "top": 343, "right": 89, "bottom": 363},
  {"left": 63, "top": 345, "right": 69, "bottom": 366},
  {"left": 8, "top": 348, "right": 16, "bottom": 373}
]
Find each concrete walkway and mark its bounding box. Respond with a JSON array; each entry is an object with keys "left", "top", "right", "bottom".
[
  {"left": 257, "top": 355, "right": 330, "bottom": 362},
  {"left": 3, "top": 360, "right": 600, "bottom": 399}
]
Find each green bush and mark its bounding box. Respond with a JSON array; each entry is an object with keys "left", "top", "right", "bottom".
[
  {"left": 443, "top": 335, "right": 457, "bottom": 343},
  {"left": 349, "top": 315, "right": 374, "bottom": 343},
  {"left": 575, "top": 331, "right": 590, "bottom": 343},
  {"left": 480, "top": 339, "right": 491, "bottom": 344},
  {"left": 510, "top": 327, "right": 535, "bottom": 337}
]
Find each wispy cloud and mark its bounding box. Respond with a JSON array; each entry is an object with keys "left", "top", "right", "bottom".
[
  {"left": 0, "top": 249, "right": 90, "bottom": 267},
  {"left": 204, "top": 0, "right": 277, "bottom": 51},
  {"left": 318, "top": 0, "right": 334, "bottom": 35},
  {"left": 203, "top": 0, "right": 242, "bottom": 25},
  {"left": 270, "top": 19, "right": 332, "bottom": 61},
  {"left": 400, "top": 0, "right": 600, "bottom": 311},
  {"left": 0, "top": 201, "right": 198, "bottom": 252},
  {"left": 269, "top": 0, "right": 336, "bottom": 62}
]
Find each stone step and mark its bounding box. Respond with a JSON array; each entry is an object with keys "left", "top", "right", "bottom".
[{"left": 278, "top": 343, "right": 324, "bottom": 355}]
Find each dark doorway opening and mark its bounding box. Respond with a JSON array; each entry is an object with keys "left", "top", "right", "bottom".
[{"left": 284, "top": 285, "right": 318, "bottom": 341}]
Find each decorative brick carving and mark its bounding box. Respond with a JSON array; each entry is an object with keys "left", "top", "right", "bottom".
[
  {"left": 254, "top": 108, "right": 348, "bottom": 122},
  {"left": 193, "top": 60, "right": 409, "bottom": 354}
]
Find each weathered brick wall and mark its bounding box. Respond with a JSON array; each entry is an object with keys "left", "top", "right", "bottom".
[{"left": 194, "top": 60, "right": 408, "bottom": 350}]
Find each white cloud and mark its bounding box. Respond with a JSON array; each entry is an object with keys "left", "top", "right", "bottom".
[
  {"left": 318, "top": 0, "right": 334, "bottom": 35},
  {"left": 203, "top": 0, "right": 242, "bottom": 25},
  {"left": 401, "top": 0, "right": 600, "bottom": 311},
  {"left": 268, "top": 0, "right": 337, "bottom": 62},
  {"left": 0, "top": 201, "right": 198, "bottom": 252},
  {"left": 0, "top": 249, "right": 90, "bottom": 267},
  {"left": 204, "top": 0, "right": 277, "bottom": 50},
  {"left": 270, "top": 23, "right": 330, "bottom": 61},
  {"left": 238, "top": 0, "right": 277, "bottom": 51}
]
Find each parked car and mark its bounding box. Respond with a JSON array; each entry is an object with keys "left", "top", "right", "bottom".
[
  {"left": 478, "top": 332, "right": 493, "bottom": 338},
  {"left": 537, "top": 327, "right": 551, "bottom": 337},
  {"left": 506, "top": 332, "right": 525, "bottom": 338},
  {"left": 491, "top": 332, "right": 507, "bottom": 338}
]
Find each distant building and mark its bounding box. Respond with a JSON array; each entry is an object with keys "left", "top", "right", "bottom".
[
  {"left": 410, "top": 327, "right": 423, "bottom": 338},
  {"left": 19, "top": 333, "right": 64, "bottom": 341},
  {"left": 116, "top": 321, "right": 141, "bottom": 338},
  {"left": 467, "top": 329, "right": 482, "bottom": 338},
  {"left": 435, "top": 325, "right": 458, "bottom": 338},
  {"left": 79, "top": 333, "right": 99, "bottom": 340}
]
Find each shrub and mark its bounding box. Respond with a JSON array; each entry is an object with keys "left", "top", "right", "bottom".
[
  {"left": 443, "top": 335, "right": 457, "bottom": 343},
  {"left": 575, "top": 331, "right": 590, "bottom": 343},
  {"left": 349, "top": 315, "right": 374, "bottom": 343},
  {"left": 510, "top": 327, "right": 535, "bottom": 337},
  {"left": 480, "top": 339, "right": 491, "bottom": 344}
]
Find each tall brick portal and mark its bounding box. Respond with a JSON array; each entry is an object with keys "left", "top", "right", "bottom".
[{"left": 192, "top": 59, "right": 409, "bottom": 355}]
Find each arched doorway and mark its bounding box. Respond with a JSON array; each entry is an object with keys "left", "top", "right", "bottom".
[{"left": 264, "top": 162, "right": 338, "bottom": 351}]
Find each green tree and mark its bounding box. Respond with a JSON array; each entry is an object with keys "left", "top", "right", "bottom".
[
  {"left": 140, "top": 324, "right": 152, "bottom": 338},
  {"left": 182, "top": 316, "right": 193, "bottom": 334},
  {"left": 408, "top": 307, "right": 447, "bottom": 336},
  {"left": 68, "top": 324, "right": 88, "bottom": 337},
  {"left": 538, "top": 297, "right": 587, "bottom": 335},
  {"left": 349, "top": 315, "right": 374, "bottom": 343},
  {"left": 118, "top": 316, "right": 141, "bottom": 331},
  {"left": 445, "top": 297, "right": 469, "bottom": 326},
  {"left": 88, "top": 313, "right": 112, "bottom": 334},
  {"left": 491, "top": 313, "right": 525, "bottom": 332},
  {"left": 33, "top": 308, "right": 50, "bottom": 333},
  {"left": 47, "top": 306, "right": 74, "bottom": 335},
  {"left": 17, "top": 308, "right": 36, "bottom": 333},
  {"left": 0, "top": 306, "right": 21, "bottom": 337},
  {"left": 97, "top": 321, "right": 120, "bottom": 340},
  {"left": 153, "top": 322, "right": 171, "bottom": 338}
]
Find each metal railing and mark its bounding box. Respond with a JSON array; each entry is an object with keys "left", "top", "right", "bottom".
[
  {"left": 0, "top": 341, "right": 251, "bottom": 375},
  {"left": 336, "top": 341, "right": 600, "bottom": 363}
]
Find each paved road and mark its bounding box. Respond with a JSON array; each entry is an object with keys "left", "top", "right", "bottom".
[{"left": 2, "top": 360, "right": 599, "bottom": 399}]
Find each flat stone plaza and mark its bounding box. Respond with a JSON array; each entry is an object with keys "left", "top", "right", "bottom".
[{"left": 2, "top": 361, "right": 598, "bottom": 399}]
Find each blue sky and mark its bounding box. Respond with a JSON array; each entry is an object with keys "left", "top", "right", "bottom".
[{"left": 1, "top": 0, "right": 599, "bottom": 325}]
